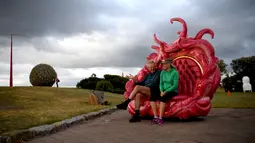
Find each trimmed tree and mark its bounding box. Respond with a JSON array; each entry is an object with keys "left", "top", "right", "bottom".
[{"left": 29, "top": 63, "right": 57, "bottom": 87}]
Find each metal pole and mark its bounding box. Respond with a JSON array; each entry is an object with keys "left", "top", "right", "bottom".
[
  {"left": 0, "top": 33, "right": 27, "bottom": 87},
  {"left": 10, "top": 34, "right": 13, "bottom": 87}
]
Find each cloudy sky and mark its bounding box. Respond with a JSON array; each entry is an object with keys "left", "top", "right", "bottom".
[{"left": 0, "top": 0, "right": 255, "bottom": 87}]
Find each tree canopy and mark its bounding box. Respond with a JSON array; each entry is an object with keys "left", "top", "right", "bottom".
[
  {"left": 231, "top": 56, "right": 255, "bottom": 77},
  {"left": 76, "top": 74, "right": 129, "bottom": 94},
  {"left": 222, "top": 56, "right": 255, "bottom": 92},
  {"left": 217, "top": 59, "right": 228, "bottom": 75}
]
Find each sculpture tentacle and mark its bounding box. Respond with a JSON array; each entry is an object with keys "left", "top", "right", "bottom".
[
  {"left": 153, "top": 34, "right": 164, "bottom": 45},
  {"left": 195, "top": 28, "right": 214, "bottom": 39},
  {"left": 170, "top": 17, "right": 188, "bottom": 38},
  {"left": 125, "top": 17, "right": 220, "bottom": 119}
]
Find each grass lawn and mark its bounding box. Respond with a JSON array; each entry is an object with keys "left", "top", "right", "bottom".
[
  {"left": 0, "top": 86, "right": 123, "bottom": 135},
  {"left": 212, "top": 88, "right": 255, "bottom": 108},
  {"left": 0, "top": 87, "right": 254, "bottom": 135}
]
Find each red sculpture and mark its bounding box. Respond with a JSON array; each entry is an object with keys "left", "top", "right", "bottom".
[{"left": 124, "top": 17, "right": 221, "bottom": 119}]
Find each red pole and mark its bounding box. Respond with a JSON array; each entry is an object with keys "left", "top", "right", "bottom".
[{"left": 10, "top": 34, "right": 13, "bottom": 87}]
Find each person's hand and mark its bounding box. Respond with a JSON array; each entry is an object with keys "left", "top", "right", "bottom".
[
  {"left": 126, "top": 74, "right": 134, "bottom": 79},
  {"left": 126, "top": 74, "right": 138, "bottom": 82},
  {"left": 160, "top": 92, "right": 165, "bottom": 97}
]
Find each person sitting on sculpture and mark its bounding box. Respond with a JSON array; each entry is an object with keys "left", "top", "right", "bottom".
[
  {"left": 116, "top": 60, "right": 161, "bottom": 122},
  {"left": 150, "top": 58, "right": 179, "bottom": 125}
]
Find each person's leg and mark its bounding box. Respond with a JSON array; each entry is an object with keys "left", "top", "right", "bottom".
[
  {"left": 150, "top": 101, "right": 159, "bottom": 124},
  {"left": 116, "top": 85, "right": 141, "bottom": 109},
  {"left": 158, "top": 91, "right": 178, "bottom": 125},
  {"left": 116, "top": 85, "right": 150, "bottom": 110},
  {"left": 135, "top": 92, "right": 142, "bottom": 110},
  {"left": 149, "top": 89, "right": 161, "bottom": 124},
  {"left": 129, "top": 85, "right": 142, "bottom": 99},
  {"left": 129, "top": 93, "right": 143, "bottom": 122},
  {"left": 159, "top": 102, "right": 166, "bottom": 120},
  {"left": 150, "top": 101, "right": 158, "bottom": 117}
]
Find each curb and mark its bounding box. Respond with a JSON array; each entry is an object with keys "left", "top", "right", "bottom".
[{"left": 0, "top": 107, "right": 118, "bottom": 143}]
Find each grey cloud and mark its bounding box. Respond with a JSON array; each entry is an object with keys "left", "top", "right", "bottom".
[
  {"left": 0, "top": 0, "right": 127, "bottom": 37},
  {"left": 0, "top": 62, "right": 9, "bottom": 75},
  {"left": 0, "top": 37, "right": 8, "bottom": 45},
  {"left": 56, "top": 46, "right": 151, "bottom": 68},
  {"left": 1, "top": 0, "right": 255, "bottom": 70},
  {"left": 150, "top": 0, "right": 255, "bottom": 65},
  {"left": 193, "top": 0, "right": 255, "bottom": 18},
  {"left": 197, "top": 0, "right": 255, "bottom": 61},
  {"left": 0, "top": 0, "right": 130, "bottom": 54},
  {"left": 0, "top": 35, "right": 31, "bottom": 47},
  {"left": 0, "top": 63, "right": 34, "bottom": 76}
]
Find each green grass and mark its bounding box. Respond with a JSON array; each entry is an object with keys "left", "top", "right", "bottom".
[
  {"left": 212, "top": 88, "right": 255, "bottom": 108},
  {"left": 0, "top": 87, "right": 254, "bottom": 135},
  {"left": 0, "top": 86, "right": 123, "bottom": 135}
]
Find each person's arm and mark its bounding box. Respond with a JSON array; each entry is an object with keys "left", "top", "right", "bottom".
[
  {"left": 165, "top": 71, "right": 179, "bottom": 92},
  {"left": 146, "top": 70, "right": 161, "bottom": 88},
  {"left": 135, "top": 75, "right": 147, "bottom": 86},
  {"left": 159, "top": 71, "right": 164, "bottom": 92},
  {"left": 127, "top": 74, "right": 144, "bottom": 85}
]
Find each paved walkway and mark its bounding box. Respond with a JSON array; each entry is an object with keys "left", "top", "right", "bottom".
[{"left": 27, "top": 108, "right": 255, "bottom": 143}]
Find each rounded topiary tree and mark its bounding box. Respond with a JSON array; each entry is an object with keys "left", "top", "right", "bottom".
[
  {"left": 96, "top": 80, "right": 113, "bottom": 92},
  {"left": 29, "top": 63, "right": 57, "bottom": 87}
]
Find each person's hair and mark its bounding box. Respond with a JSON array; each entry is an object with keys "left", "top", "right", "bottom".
[{"left": 147, "top": 60, "right": 156, "bottom": 66}]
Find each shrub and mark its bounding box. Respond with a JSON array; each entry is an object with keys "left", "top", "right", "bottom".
[
  {"left": 29, "top": 63, "right": 57, "bottom": 87},
  {"left": 77, "top": 74, "right": 129, "bottom": 93},
  {"left": 222, "top": 75, "right": 243, "bottom": 92},
  {"left": 77, "top": 77, "right": 102, "bottom": 89},
  {"left": 104, "top": 74, "right": 129, "bottom": 90},
  {"left": 96, "top": 80, "right": 114, "bottom": 92}
]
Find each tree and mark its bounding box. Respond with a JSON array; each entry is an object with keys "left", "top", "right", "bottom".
[
  {"left": 231, "top": 56, "right": 255, "bottom": 76},
  {"left": 104, "top": 74, "right": 129, "bottom": 90},
  {"left": 230, "top": 56, "right": 255, "bottom": 91},
  {"left": 76, "top": 74, "right": 129, "bottom": 94},
  {"left": 217, "top": 59, "right": 228, "bottom": 75},
  {"left": 222, "top": 76, "right": 231, "bottom": 92},
  {"left": 96, "top": 80, "right": 114, "bottom": 92},
  {"left": 76, "top": 77, "right": 103, "bottom": 89},
  {"left": 91, "top": 73, "right": 96, "bottom": 77},
  {"left": 222, "top": 75, "right": 242, "bottom": 92}
]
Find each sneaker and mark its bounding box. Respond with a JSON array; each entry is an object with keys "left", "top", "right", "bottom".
[
  {"left": 129, "top": 115, "right": 141, "bottom": 122},
  {"left": 150, "top": 118, "right": 159, "bottom": 124},
  {"left": 116, "top": 101, "right": 128, "bottom": 110},
  {"left": 158, "top": 118, "right": 164, "bottom": 125}
]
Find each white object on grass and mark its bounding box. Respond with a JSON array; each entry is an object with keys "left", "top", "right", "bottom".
[{"left": 242, "top": 76, "right": 252, "bottom": 92}]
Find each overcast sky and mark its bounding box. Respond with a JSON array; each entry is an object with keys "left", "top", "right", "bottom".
[{"left": 0, "top": 0, "right": 255, "bottom": 87}]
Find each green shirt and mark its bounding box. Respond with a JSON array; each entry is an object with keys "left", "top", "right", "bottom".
[{"left": 160, "top": 68, "right": 179, "bottom": 93}]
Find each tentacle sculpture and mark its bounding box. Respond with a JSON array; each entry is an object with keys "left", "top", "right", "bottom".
[{"left": 124, "top": 17, "right": 221, "bottom": 119}]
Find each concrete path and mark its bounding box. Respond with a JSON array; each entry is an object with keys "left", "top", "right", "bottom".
[{"left": 27, "top": 108, "right": 255, "bottom": 143}]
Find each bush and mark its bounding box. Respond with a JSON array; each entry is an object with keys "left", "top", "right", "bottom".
[
  {"left": 77, "top": 74, "right": 129, "bottom": 93},
  {"left": 222, "top": 75, "right": 243, "bottom": 92},
  {"left": 104, "top": 74, "right": 129, "bottom": 90},
  {"left": 29, "top": 63, "right": 57, "bottom": 87},
  {"left": 77, "top": 77, "right": 103, "bottom": 89},
  {"left": 96, "top": 80, "right": 114, "bottom": 92}
]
